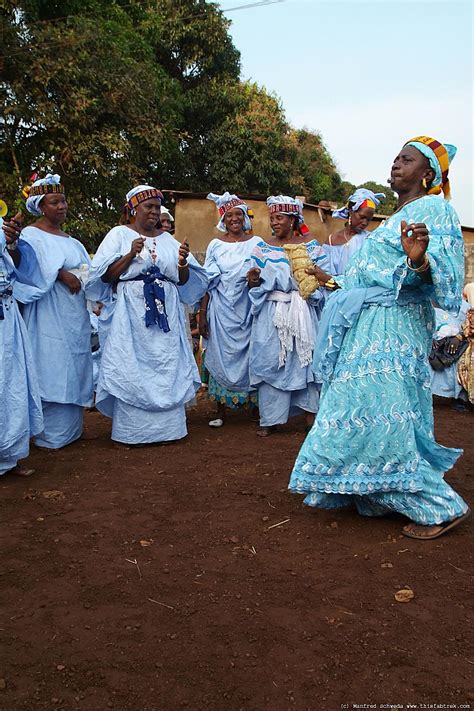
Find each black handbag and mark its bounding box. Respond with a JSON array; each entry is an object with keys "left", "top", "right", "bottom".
[{"left": 429, "top": 336, "right": 468, "bottom": 371}]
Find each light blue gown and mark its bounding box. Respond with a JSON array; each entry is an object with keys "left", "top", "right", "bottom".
[
  {"left": 0, "top": 230, "right": 43, "bottom": 474},
  {"left": 87, "top": 226, "right": 208, "bottom": 444},
  {"left": 289, "top": 195, "right": 469, "bottom": 525},
  {"left": 14, "top": 226, "right": 93, "bottom": 449},
  {"left": 322, "top": 230, "right": 368, "bottom": 277},
  {"left": 204, "top": 236, "right": 261, "bottom": 395},
  {"left": 246, "top": 240, "right": 329, "bottom": 427},
  {"left": 430, "top": 300, "right": 470, "bottom": 400}
]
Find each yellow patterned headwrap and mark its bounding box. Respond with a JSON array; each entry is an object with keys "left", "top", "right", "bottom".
[{"left": 405, "top": 136, "right": 456, "bottom": 200}]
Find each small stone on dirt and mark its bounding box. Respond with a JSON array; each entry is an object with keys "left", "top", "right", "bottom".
[{"left": 394, "top": 588, "right": 415, "bottom": 603}]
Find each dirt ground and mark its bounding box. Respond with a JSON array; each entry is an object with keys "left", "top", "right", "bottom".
[{"left": 0, "top": 395, "right": 472, "bottom": 711}]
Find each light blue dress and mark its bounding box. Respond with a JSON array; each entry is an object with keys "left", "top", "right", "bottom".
[
  {"left": 289, "top": 195, "right": 469, "bottom": 525},
  {"left": 14, "top": 226, "right": 93, "bottom": 449},
  {"left": 430, "top": 300, "right": 470, "bottom": 400},
  {"left": 322, "top": 230, "right": 369, "bottom": 277},
  {"left": 87, "top": 226, "right": 208, "bottom": 444},
  {"left": 246, "top": 240, "right": 329, "bottom": 428},
  {"left": 204, "top": 236, "right": 261, "bottom": 401},
  {"left": 0, "top": 229, "right": 43, "bottom": 474}
]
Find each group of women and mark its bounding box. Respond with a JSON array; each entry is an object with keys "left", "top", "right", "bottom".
[{"left": 0, "top": 134, "right": 470, "bottom": 540}]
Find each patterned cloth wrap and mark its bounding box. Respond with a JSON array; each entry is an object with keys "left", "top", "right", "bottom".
[
  {"left": 131, "top": 266, "right": 171, "bottom": 331},
  {"left": 332, "top": 188, "right": 385, "bottom": 220}
]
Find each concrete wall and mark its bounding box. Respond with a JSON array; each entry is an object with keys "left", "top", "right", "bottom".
[{"left": 171, "top": 192, "right": 474, "bottom": 282}]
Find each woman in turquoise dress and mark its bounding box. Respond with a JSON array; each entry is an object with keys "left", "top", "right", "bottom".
[{"left": 289, "top": 136, "right": 470, "bottom": 540}]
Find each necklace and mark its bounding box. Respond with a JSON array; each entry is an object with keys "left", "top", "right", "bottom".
[
  {"left": 139, "top": 233, "right": 158, "bottom": 263},
  {"left": 226, "top": 232, "right": 247, "bottom": 243},
  {"left": 342, "top": 226, "right": 353, "bottom": 246}
]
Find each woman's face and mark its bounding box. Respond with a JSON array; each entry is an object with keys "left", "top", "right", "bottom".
[
  {"left": 390, "top": 145, "right": 433, "bottom": 193},
  {"left": 135, "top": 198, "right": 161, "bottom": 230},
  {"left": 270, "top": 212, "right": 293, "bottom": 239},
  {"left": 160, "top": 215, "right": 172, "bottom": 231},
  {"left": 41, "top": 193, "right": 67, "bottom": 225},
  {"left": 224, "top": 207, "right": 245, "bottom": 236},
  {"left": 351, "top": 207, "right": 374, "bottom": 233}
]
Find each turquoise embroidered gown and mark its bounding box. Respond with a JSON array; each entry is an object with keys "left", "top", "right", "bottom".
[{"left": 289, "top": 196, "right": 469, "bottom": 525}]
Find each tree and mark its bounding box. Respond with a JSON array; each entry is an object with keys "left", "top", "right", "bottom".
[
  {"left": 1, "top": 0, "right": 351, "bottom": 246},
  {"left": 286, "top": 128, "right": 345, "bottom": 204},
  {"left": 1, "top": 3, "right": 181, "bottom": 247},
  {"left": 202, "top": 82, "right": 293, "bottom": 194}
]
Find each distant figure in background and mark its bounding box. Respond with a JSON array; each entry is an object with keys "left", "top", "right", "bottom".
[
  {"left": 159, "top": 206, "right": 174, "bottom": 234},
  {"left": 13, "top": 174, "right": 94, "bottom": 450},
  {"left": 324, "top": 188, "right": 384, "bottom": 277},
  {"left": 429, "top": 298, "right": 470, "bottom": 409},
  {"left": 200, "top": 192, "right": 260, "bottom": 428}
]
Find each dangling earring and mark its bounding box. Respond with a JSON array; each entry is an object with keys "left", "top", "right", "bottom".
[{"left": 422, "top": 178, "right": 428, "bottom": 189}]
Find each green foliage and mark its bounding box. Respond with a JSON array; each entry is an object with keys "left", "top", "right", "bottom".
[
  {"left": 287, "top": 128, "right": 345, "bottom": 204},
  {"left": 0, "top": 0, "right": 356, "bottom": 246}
]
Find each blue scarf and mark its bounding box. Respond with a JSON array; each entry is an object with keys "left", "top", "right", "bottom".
[{"left": 132, "top": 266, "right": 171, "bottom": 331}]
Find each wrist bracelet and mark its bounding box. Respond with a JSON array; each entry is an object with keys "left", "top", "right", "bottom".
[{"left": 406, "top": 255, "right": 430, "bottom": 273}]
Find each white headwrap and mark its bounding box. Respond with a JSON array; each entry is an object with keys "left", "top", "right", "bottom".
[
  {"left": 266, "top": 195, "right": 304, "bottom": 227},
  {"left": 160, "top": 205, "right": 174, "bottom": 223},
  {"left": 207, "top": 192, "right": 252, "bottom": 233},
  {"left": 25, "top": 174, "right": 63, "bottom": 216}
]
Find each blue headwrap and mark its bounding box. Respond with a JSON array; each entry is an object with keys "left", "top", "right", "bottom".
[
  {"left": 405, "top": 139, "right": 457, "bottom": 196},
  {"left": 332, "top": 188, "right": 385, "bottom": 220},
  {"left": 25, "top": 174, "right": 63, "bottom": 216},
  {"left": 207, "top": 192, "right": 252, "bottom": 233},
  {"left": 266, "top": 195, "right": 304, "bottom": 227}
]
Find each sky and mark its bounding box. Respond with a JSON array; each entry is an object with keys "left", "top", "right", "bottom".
[{"left": 221, "top": 0, "right": 474, "bottom": 225}]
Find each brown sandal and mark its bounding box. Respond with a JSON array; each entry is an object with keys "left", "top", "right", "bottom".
[{"left": 402, "top": 509, "right": 470, "bottom": 540}]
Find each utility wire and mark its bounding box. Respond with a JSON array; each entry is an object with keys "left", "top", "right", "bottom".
[{"left": 1, "top": 0, "right": 285, "bottom": 60}]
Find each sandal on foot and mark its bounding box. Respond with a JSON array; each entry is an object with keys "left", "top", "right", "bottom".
[
  {"left": 208, "top": 418, "right": 224, "bottom": 428},
  {"left": 402, "top": 509, "right": 471, "bottom": 540},
  {"left": 256, "top": 426, "right": 277, "bottom": 438},
  {"left": 10, "top": 466, "right": 35, "bottom": 477}
]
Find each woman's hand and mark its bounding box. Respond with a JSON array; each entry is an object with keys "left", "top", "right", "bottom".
[
  {"left": 446, "top": 336, "right": 463, "bottom": 356},
  {"left": 401, "top": 220, "right": 429, "bottom": 265},
  {"left": 178, "top": 240, "right": 189, "bottom": 266},
  {"left": 58, "top": 269, "right": 81, "bottom": 294},
  {"left": 2, "top": 212, "right": 23, "bottom": 245},
  {"left": 246, "top": 267, "right": 261, "bottom": 288},
  {"left": 305, "top": 265, "right": 332, "bottom": 285},
  {"left": 129, "top": 236, "right": 145, "bottom": 257},
  {"left": 199, "top": 311, "right": 209, "bottom": 339}
]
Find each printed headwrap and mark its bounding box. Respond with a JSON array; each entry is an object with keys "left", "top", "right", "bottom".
[
  {"left": 126, "top": 185, "right": 163, "bottom": 212},
  {"left": 405, "top": 136, "right": 457, "bottom": 200},
  {"left": 207, "top": 192, "right": 252, "bottom": 233},
  {"left": 25, "top": 174, "right": 64, "bottom": 216},
  {"left": 266, "top": 195, "right": 304, "bottom": 227},
  {"left": 332, "top": 188, "right": 384, "bottom": 220}
]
